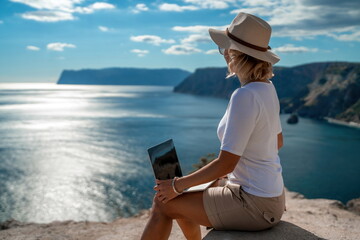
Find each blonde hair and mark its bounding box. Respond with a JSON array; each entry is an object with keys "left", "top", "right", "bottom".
[{"left": 227, "top": 49, "right": 274, "bottom": 81}]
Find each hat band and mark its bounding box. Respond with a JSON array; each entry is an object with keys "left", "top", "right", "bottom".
[{"left": 226, "top": 28, "right": 270, "bottom": 52}]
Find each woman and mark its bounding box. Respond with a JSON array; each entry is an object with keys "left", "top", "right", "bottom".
[{"left": 141, "top": 12, "right": 285, "bottom": 240}]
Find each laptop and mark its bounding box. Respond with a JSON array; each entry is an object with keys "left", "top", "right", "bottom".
[{"left": 147, "top": 139, "right": 216, "bottom": 193}]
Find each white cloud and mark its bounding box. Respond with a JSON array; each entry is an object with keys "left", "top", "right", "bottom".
[
  {"left": 205, "top": 49, "right": 219, "bottom": 54},
  {"left": 172, "top": 25, "right": 227, "bottom": 33},
  {"left": 73, "top": 2, "right": 115, "bottom": 14},
  {"left": 131, "top": 49, "right": 149, "bottom": 57},
  {"left": 10, "top": 0, "right": 116, "bottom": 22},
  {"left": 130, "top": 35, "right": 175, "bottom": 46},
  {"left": 98, "top": 26, "right": 109, "bottom": 32},
  {"left": 88, "top": 2, "right": 114, "bottom": 10},
  {"left": 230, "top": 7, "right": 272, "bottom": 16},
  {"left": 184, "top": 0, "right": 232, "bottom": 9},
  {"left": 26, "top": 45, "right": 40, "bottom": 51},
  {"left": 162, "top": 45, "right": 202, "bottom": 55},
  {"left": 329, "top": 29, "right": 360, "bottom": 42},
  {"left": 241, "top": 0, "right": 277, "bottom": 7},
  {"left": 273, "top": 44, "right": 318, "bottom": 53},
  {"left": 230, "top": 0, "right": 360, "bottom": 42},
  {"left": 158, "top": 3, "right": 198, "bottom": 12},
  {"left": 10, "top": 0, "right": 83, "bottom": 11},
  {"left": 0, "top": 20, "right": 3, "bottom": 24},
  {"left": 21, "top": 11, "right": 75, "bottom": 22},
  {"left": 47, "top": 42, "right": 76, "bottom": 51},
  {"left": 181, "top": 34, "right": 211, "bottom": 45},
  {"left": 158, "top": 0, "right": 235, "bottom": 12},
  {"left": 132, "top": 3, "right": 149, "bottom": 14}
]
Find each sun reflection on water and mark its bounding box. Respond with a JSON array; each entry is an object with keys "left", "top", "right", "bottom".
[{"left": 0, "top": 83, "right": 165, "bottom": 222}]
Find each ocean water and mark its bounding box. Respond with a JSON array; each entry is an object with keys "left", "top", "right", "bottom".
[{"left": 0, "top": 83, "right": 359, "bottom": 223}]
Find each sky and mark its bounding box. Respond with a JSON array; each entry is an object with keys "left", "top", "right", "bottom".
[{"left": 0, "top": 0, "right": 360, "bottom": 83}]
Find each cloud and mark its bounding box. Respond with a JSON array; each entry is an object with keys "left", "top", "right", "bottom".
[
  {"left": 131, "top": 49, "right": 149, "bottom": 57},
  {"left": 158, "top": 3, "right": 198, "bottom": 12},
  {"left": 162, "top": 45, "right": 201, "bottom": 55},
  {"left": 230, "top": 0, "right": 360, "bottom": 42},
  {"left": 130, "top": 35, "right": 175, "bottom": 46},
  {"left": 230, "top": 7, "right": 272, "bottom": 16},
  {"left": 158, "top": 0, "right": 235, "bottom": 12},
  {"left": 98, "top": 26, "right": 109, "bottom": 32},
  {"left": 328, "top": 29, "right": 360, "bottom": 42},
  {"left": 172, "top": 25, "right": 227, "bottom": 33},
  {"left": 205, "top": 49, "right": 219, "bottom": 54},
  {"left": 10, "top": 0, "right": 82, "bottom": 11},
  {"left": 21, "top": 11, "right": 75, "bottom": 22},
  {"left": 132, "top": 3, "right": 149, "bottom": 14},
  {"left": 73, "top": 2, "right": 115, "bottom": 14},
  {"left": 0, "top": 20, "right": 3, "bottom": 24},
  {"left": 10, "top": 0, "right": 116, "bottom": 22},
  {"left": 181, "top": 34, "right": 211, "bottom": 45},
  {"left": 183, "top": 0, "right": 232, "bottom": 9},
  {"left": 26, "top": 45, "right": 40, "bottom": 51},
  {"left": 273, "top": 44, "right": 318, "bottom": 53},
  {"left": 47, "top": 42, "right": 76, "bottom": 51}
]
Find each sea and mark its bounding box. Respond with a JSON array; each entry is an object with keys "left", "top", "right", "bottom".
[{"left": 0, "top": 83, "right": 359, "bottom": 223}]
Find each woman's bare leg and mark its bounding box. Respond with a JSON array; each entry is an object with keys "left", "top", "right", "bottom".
[
  {"left": 141, "top": 191, "right": 212, "bottom": 240},
  {"left": 141, "top": 196, "right": 173, "bottom": 240},
  {"left": 176, "top": 219, "right": 201, "bottom": 240}
]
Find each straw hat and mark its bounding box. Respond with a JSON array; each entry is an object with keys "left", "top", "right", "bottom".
[{"left": 209, "top": 12, "right": 280, "bottom": 65}]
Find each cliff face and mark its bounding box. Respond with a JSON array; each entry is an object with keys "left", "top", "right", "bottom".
[
  {"left": 57, "top": 68, "right": 191, "bottom": 86},
  {"left": 174, "top": 62, "right": 360, "bottom": 123}
]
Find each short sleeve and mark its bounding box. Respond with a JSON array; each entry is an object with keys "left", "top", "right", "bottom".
[{"left": 220, "top": 88, "right": 261, "bottom": 156}]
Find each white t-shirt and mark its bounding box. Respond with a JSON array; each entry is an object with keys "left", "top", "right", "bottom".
[{"left": 217, "top": 81, "right": 284, "bottom": 197}]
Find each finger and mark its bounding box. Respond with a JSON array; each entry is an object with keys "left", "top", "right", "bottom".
[
  {"left": 157, "top": 193, "right": 164, "bottom": 200},
  {"left": 158, "top": 194, "right": 166, "bottom": 202}
]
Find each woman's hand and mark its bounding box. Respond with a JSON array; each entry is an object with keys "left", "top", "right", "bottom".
[{"left": 154, "top": 178, "right": 181, "bottom": 204}]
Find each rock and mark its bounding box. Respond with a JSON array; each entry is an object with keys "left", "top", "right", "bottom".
[
  {"left": 57, "top": 68, "right": 191, "bottom": 86},
  {"left": 174, "top": 62, "right": 360, "bottom": 124},
  {"left": 287, "top": 113, "right": 299, "bottom": 124},
  {"left": 346, "top": 198, "right": 360, "bottom": 215},
  {"left": 0, "top": 189, "right": 359, "bottom": 240},
  {"left": 0, "top": 219, "right": 28, "bottom": 230}
]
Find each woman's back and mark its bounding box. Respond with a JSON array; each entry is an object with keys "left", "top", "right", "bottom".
[{"left": 217, "top": 81, "right": 283, "bottom": 197}]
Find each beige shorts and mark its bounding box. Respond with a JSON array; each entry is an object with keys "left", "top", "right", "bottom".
[{"left": 203, "top": 181, "right": 285, "bottom": 231}]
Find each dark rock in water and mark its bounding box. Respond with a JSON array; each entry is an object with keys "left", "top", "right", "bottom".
[{"left": 287, "top": 114, "right": 299, "bottom": 124}]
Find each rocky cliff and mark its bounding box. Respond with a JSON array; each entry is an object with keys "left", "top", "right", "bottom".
[
  {"left": 174, "top": 62, "right": 360, "bottom": 124},
  {"left": 57, "top": 68, "right": 191, "bottom": 86},
  {"left": 1, "top": 189, "right": 359, "bottom": 240}
]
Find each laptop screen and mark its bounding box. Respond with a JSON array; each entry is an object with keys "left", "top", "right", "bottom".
[{"left": 147, "top": 139, "right": 183, "bottom": 180}]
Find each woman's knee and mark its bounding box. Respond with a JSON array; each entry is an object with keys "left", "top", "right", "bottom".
[
  {"left": 152, "top": 195, "right": 171, "bottom": 216},
  {"left": 152, "top": 195, "right": 182, "bottom": 219}
]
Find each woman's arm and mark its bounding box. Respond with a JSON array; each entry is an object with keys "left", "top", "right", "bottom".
[
  {"left": 175, "top": 150, "right": 240, "bottom": 193},
  {"left": 154, "top": 150, "right": 239, "bottom": 203},
  {"left": 278, "top": 132, "right": 283, "bottom": 150}
]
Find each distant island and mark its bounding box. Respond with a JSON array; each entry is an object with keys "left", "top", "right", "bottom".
[
  {"left": 57, "top": 67, "right": 191, "bottom": 86},
  {"left": 174, "top": 62, "right": 360, "bottom": 125}
]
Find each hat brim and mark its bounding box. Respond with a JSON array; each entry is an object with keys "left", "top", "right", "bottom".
[{"left": 209, "top": 28, "right": 280, "bottom": 65}]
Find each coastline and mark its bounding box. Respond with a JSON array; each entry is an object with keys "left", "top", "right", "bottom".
[
  {"left": 324, "top": 117, "right": 360, "bottom": 129},
  {"left": 1, "top": 188, "right": 359, "bottom": 240}
]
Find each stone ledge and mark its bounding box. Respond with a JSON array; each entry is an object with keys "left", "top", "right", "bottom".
[{"left": 203, "top": 221, "right": 325, "bottom": 240}]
